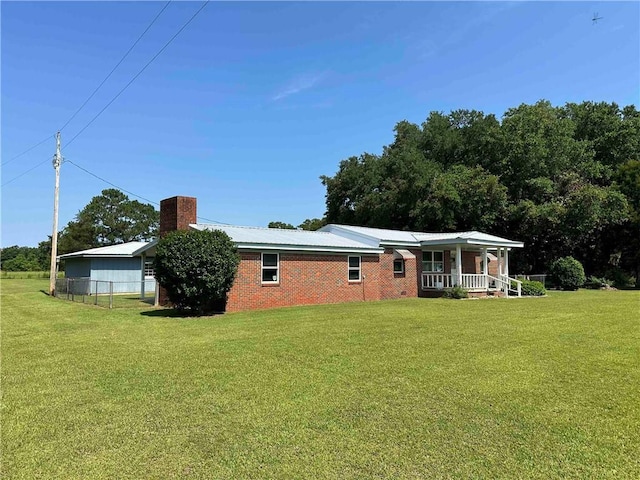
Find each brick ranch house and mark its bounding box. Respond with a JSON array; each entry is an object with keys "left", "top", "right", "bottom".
[{"left": 139, "top": 196, "right": 524, "bottom": 312}]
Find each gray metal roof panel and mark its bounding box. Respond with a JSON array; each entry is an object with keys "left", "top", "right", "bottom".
[{"left": 192, "top": 224, "right": 383, "bottom": 252}]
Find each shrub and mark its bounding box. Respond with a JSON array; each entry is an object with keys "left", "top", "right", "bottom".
[
  {"left": 603, "top": 267, "right": 636, "bottom": 289},
  {"left": 154, "top": 229, "right": 240, "bottom": 315},
  {"left": 443, "top": 285, "right": 469, "bottom": 299},
  {"left": 549, "top": 256, "right": 586, "bottom": 290},
  {"left": 520, "top": 279, "right": 546, "bottom": 296},
  {"left": 585, "top": 275, "right": 613, "bottom": 289}
]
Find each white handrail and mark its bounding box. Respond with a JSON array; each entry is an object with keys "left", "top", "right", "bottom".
[{"left": 488, "top": 274, "right": 522, "bottom": 297}]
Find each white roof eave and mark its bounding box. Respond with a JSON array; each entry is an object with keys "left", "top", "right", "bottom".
[
  {"left": 237, "top": 243, "right": 383, "bottom": 254},
  {"left": 419, "top": 239, "right": 524, "bottom": 248}
]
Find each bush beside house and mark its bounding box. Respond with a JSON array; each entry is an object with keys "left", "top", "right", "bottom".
[
  {"left": 520, "top": 279, "right": 546, "bottom": 296},
  {"left": 154, "top": 229, "right": 240, "bottom": 315}
]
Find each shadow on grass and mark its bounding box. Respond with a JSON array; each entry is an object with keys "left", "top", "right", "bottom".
[{"left": 140, "top": 309, "right": 224, "bottom": 318}]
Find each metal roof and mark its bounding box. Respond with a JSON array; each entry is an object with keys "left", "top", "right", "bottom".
[
  {"left": 58, "top": 241, "right": 151, "bottom": 260},
  {"left": 320, "top": 225, "right": 524, "bottom": 248},
  {"left": 191, "top": 224, "right": 383, "bottom": 253}
]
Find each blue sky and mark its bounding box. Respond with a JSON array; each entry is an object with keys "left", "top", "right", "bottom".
[{"left": 2, "top": 1, "right": 639, "bottom": 247}]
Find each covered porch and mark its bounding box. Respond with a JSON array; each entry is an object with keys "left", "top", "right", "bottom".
[{"left": 416, "top": 232, "right": 524, "bottom": 297}]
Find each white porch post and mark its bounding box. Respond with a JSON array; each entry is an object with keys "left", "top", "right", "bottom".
[
  {"left": 455, "top": 244, "right": 462, "bottom": 287},
  {"left": 140, "top": 253, "right": 146, "bottom": 300},
  {"left": 496, "top": 247, "right": 502, "bottom": 277},
  {"left": 504, "top": 248, "right": 509, "bottom": 279},
  {"left": 482, "top": 248, "right": 488, "bottom": 275},
  {"left": 482, "top": 248, "right": 488, "bottom": 290}
]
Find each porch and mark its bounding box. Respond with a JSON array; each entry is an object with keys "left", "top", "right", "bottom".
[
  {"left": 421, "top": 272, "right": 522, "bottom": 297},
  {"left": 418, "top": 242, "right": 523, "bottom": 297}
]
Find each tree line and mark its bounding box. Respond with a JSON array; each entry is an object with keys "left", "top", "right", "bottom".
[{"left": 319, "top": 100, "right": 639, "bottom": 283}]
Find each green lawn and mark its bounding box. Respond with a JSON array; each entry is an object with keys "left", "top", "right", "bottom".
[{"left": 2, "top": 279, "right": 639, "bottom": 479}]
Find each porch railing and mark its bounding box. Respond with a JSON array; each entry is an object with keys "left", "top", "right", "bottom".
[
  {"left": 421, "top": 273, "right": 486, "bottom": 291},
  {"left": 461, "top": 274, "right": 487, "bottom": 290},
  {"left": 422, "top": 273, "right": 522, "bottom": 297},
  {"left": 421, "top": 273, "right": 453, "bottom": 290}
]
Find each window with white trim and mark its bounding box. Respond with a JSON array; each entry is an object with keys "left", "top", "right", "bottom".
[
  {"left": 422, "top": 251, "right": 444, "bottom": 272},
  {"left": 144, "top": 259, "right": 155, "bottom": 278},
  {"left": 393, "top": 259, "right": 404, "bottom": 274},
  {"left": 261, "top": 253, "right": 279, "bottom": 283},
  {"left": 348, "top": 256, "right": 361, "bottom": 281}
]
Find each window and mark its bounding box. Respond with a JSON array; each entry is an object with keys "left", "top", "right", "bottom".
[
  {"left": 348, "top": 256, "right": 361, "bottom": 281},
  {"left": 262, "top": 253, "right": 279, "bottom": 283},
  {"left": 144, "top": 259, "right": 155, "bottom": 278},
  {"left": 422, "top": 251, "right": 444, "bottom": 272},
  {"left": 393, "top": 259, "right": 404, "bottom": 274}
]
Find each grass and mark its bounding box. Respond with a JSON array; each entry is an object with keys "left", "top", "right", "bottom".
[
  {"left": 0, "top": 270, "right": 64, "bottom": 279},
  {"left": 2, "top": 279, "right": 639, "bottom": 479}
]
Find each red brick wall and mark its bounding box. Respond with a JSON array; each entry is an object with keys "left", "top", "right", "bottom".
[
  {"left": 159, "top": 196, "right": 197, "bottom": 237},
  {"left": 379, "top": 248, "right": 419, "bottom": 300},
  {"left": 226, "top": 252, "right": 381, "bottom": 312}
]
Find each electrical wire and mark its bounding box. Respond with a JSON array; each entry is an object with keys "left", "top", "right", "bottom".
[
  {"left": 58, "top": 1, "right": 172, "bottom": 133},
  {"left": 1, "top": 157, "right": 52, "bottom": 186},
  {"left": 66, "top": 159, "right": 230, "bottom": 225},
  {"left": 65, "top": 0, "right": 210, "bottom": 150},
  {"left": 65, "top": 159, "right": 159, "bottom": 205},
  {"left": 3, "top": 2, "right": 170, "bottom": 169},
  {"left": 1, "top": 134, "right": 54, "bottom": 167}
]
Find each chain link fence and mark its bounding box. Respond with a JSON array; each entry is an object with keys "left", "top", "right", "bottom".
[{"left": 54, "top": 277, "right": 156, "bottom": 308}]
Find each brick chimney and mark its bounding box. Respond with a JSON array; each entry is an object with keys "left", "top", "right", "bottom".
[
  {"left": 160, "top": 196, "right": 197, "bottom": 237},
  {"left": 157, "top": 196, "right": 197, "bottom": 306}
]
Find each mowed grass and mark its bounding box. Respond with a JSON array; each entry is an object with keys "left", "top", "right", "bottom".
[{"left": 2, "top": 280, "right": 639, "bottom": 479}]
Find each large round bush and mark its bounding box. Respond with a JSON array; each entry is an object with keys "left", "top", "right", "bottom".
[
  {"left": 154, "top": 229, "right": 240, "bottom": 314},
  {"left": 549, "top": 256, "right": 585, "bottom": 291}
]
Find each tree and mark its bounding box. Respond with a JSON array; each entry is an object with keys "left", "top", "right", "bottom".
[
  {"left": 58, "top": 189, "right": 159, "bottom": 254},
  {"left": 268, "top": 221, "right": 296, "bottom": 229},
  {"left": 0, "top": 245, "right": 48, "bottom": 271},
  {"left": 320, "top": 99, "right": 640, "bottom": 280},
  {"left": 154, "top": 229, "right": 240, "bottom": 314},
  {"left": 298, "top": 218, "right": 326, "bottom": 231}
]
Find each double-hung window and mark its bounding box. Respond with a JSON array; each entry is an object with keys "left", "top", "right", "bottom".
[
  {"left": 393, "top": 259, "right": 404, "bottom": 274},
  {"left": 262, "top": 253, "right": 279, "bottom": 283},
  {"left": 422, "top": 251, "right": 444, "bottom": 272},
  {"left": 144, "top": 259, "right": 155, "bottom": 278},
  {"left": 348, "top": 256, "right": 361, "bottom": 281}
]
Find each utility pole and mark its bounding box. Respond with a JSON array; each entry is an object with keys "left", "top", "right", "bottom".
[{"left": 49, "top": 132, "right": 62, "bottom": 296}]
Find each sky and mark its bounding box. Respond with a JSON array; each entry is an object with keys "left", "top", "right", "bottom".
[{"left": 1, "top": 1, "right": 639, "bottom": 247}]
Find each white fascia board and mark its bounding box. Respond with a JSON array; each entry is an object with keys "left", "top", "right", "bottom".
[
  {"left": 236, "top": 243, "right": 383, "bottom": 255},
  {"left": 380, "top": 241, "right": 421, "bottom": 248},
  {"left": 419, "top": 239, "right": 524, "bottom": 248},
  {"left": 58, "top": 253, "right": 136, "bottom": 260}
]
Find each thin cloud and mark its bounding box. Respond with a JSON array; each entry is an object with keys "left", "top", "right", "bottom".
[{"left": 272, "top": 72, "right": 326, "bottom": 102}]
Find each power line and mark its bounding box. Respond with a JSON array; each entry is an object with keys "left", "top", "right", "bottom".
[
  {"left": 3, "top": 2, "right": 170, "bottom": 169},
  {"left": 58, "top": 1, "right": 172, "bottom": 133},
  {"left": 66, "top": 159, "right": 230, "bottom": 225},
  {"left": 66, "top": 159, "right": 159, "bottom": 205},
  {"left": 2, "top": 157, "right": 51, "bottom": 186},
  {"left": 1, "top": 134, "right": 54, "bottom": 167},
  {"left": 65, "top": 0, "right": 210, "bottom": 150}
]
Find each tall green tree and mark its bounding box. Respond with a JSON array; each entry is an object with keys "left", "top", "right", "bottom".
[
  {"left": 58, "top": 189, "right": 159, "bottom": 254},
  {"left": 321, "top": 100, "right": 640, "bottom": 279}
]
